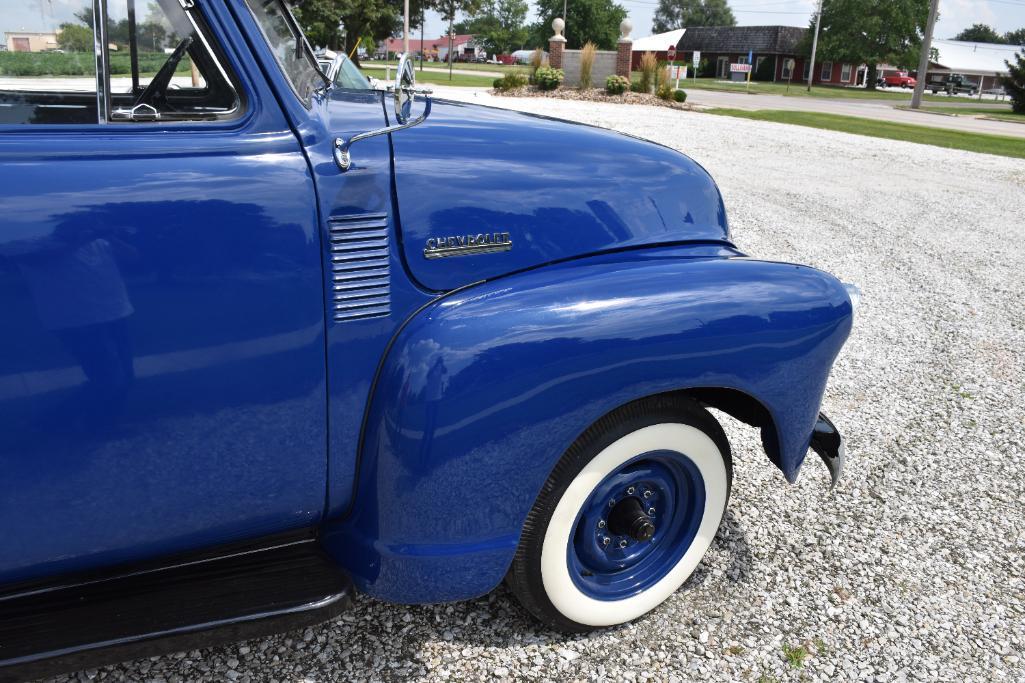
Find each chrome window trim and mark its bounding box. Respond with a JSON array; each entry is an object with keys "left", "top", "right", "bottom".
[{"left": 93, "top": 0, "right": 109, "bottom": 124}]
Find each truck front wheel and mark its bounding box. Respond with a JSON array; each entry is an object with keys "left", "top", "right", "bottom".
[{"left": 506, "top": 395, "right": 732, "bottom": 631}]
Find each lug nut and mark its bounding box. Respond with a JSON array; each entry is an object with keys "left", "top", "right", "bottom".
[
  {"left": 627, "top": 486, "right": 635, "bottom": 495},
  {"left": 619, "top": 539, "right": 628, "bottom": 548},
  {"left": 643, "top": 490, "right": 653, "bottom": 498},
  {"left": 602, "top": 537, "right": 610, "bottom": 546},
  {"left": 598, "top": 520, "right": 606, "bottom": 529},
  {"left": 648, "top": 507, "right": 656, "bottom": 516}
]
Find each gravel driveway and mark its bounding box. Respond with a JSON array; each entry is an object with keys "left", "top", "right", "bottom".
[{"left": 51, "top": 97, "right": 1025, "bottom": 683}]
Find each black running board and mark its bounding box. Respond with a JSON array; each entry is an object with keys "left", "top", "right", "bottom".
[{"left": 0, "top": 531, "right": 353, "bottom": 682}]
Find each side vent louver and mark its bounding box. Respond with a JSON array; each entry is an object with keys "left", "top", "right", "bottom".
[{"left": 328, "top": 213, "right": 391, "bottom": 323}]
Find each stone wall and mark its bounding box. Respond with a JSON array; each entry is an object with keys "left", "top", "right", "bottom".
[{"left": 561, "top": 50, "right": 618, "bottom": 87}]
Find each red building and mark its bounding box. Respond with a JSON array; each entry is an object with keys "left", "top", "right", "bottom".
[{"left": 674, "top": 25, "right": 867, "bottom": 86}]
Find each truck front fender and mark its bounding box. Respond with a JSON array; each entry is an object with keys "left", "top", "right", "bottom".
[{"left": 325, "top": 248, "right": 853, "bottom": 603}]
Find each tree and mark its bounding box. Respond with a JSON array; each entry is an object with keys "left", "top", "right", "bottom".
[
  {"left": 529, "top": 0, "right": 627, "bottom": 50},
  {"left": 293, "top": 0, "right": 406, "bottom": 65},
  {"left": 57, "top": 22, "right": 93, "bottom": 52},
  {"left": 1005, "top": 28, "right": 1025, "bottom": 47},
  {"left": 1002, "top": 48, "right": 1025, "bottom": 113},
  {"left": 454, "top": 0, "right": 529, "bottom": 55},
  {"left": 653, "top": 0, "right": 735, "bottom": 33},
  {"left": 809, "top": 0, "right": 931, "bottom": 90},
  {"left": 953, "top": 23, "right": 1005, "bottom": 43}
]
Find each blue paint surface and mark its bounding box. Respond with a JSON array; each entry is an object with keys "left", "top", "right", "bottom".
[
  {"left": 325, "top": 249, "right": 852, "bottom": 602},
  {"left": 0, "top": 0, "right": 853, "bottom": 607}
]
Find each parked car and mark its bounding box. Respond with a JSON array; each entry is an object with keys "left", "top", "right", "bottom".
[
  {"left": 0, "top": 0, "right": 856, "bottom": 679},
  {"left": 880, "top": 71, "right": 916, "bottom": 88},
  {"left": 929, "top": 73, "right": 978, "bottom": 96}
]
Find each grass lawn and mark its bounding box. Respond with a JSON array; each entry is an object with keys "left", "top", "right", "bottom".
[
  {"left": 702, "top": 108, "right": 1025, "bottom": 159},
  {"left": 909, "top": 105, "right": 1025, "bottom": 123},
  {"left": 359, "top": 68, "right": 496, "bottom": 87},
  {"left": 668, "top": 77, "right": 957, "bottom": 102}
]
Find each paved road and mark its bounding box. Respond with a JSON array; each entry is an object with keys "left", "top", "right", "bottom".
[{"left": 682, "top": 88, "right": 1025, "bottom": 138}]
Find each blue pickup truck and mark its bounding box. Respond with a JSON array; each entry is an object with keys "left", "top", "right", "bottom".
[{"left": 0, "top": 0, "right": 854, "bottom": 678}]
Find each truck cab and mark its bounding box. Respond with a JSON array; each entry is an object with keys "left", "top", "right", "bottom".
[{"left": 0, "top": 1, "right": 855, "bottom": 677}]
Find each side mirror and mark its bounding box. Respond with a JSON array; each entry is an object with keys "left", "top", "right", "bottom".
[
  {"left": 333, "top": 53, "right": 432, "bottom": 172},
  {"left": 395, "top": 53, "right": 416, "bottom": 123}
]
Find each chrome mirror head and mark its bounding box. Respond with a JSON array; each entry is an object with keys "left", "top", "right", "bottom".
[{"left": 395, "top": 53, "right": 417, "bottom": 124}]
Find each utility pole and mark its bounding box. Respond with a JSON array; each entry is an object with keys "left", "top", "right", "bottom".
[
  {"left": 911, "top": 0, "right": 939, "bottom": 109},
  {"left": 404, "top": 0, "right": 410, "bottom": 55},
  {"left": 563, "top": 0, "right": 568, "bottom": 41},
  {"left": 806, "top": 0, "right": 822, "bottom": 92}
]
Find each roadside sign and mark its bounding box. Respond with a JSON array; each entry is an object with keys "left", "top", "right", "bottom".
[
  {"left": 730, "top": 63, "right": 752, "bottom": 73},
  {"left": 670, "top": 65, "right": 687, "bottom": 79},
  {"left": 692, "top": 50, "right": 700, "bottom": 67},
  {"left": 667, "top": 45, "right": 677, "bottom": 62},
  {"left": 747, "top": 50, "right": 753, "bottom": 64}
]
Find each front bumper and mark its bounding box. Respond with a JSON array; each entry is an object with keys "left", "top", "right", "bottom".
[{"left": 809, "top": 413, "right": 846, "bottom": 488}]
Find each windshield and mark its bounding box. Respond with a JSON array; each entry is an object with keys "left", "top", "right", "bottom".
[{"left": 244, "top": 0, "right": 324, "bottom": 105}]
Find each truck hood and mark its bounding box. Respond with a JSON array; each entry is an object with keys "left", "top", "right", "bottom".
[{"left": 393, "top": 99, "right": 730, "bottom": 292}]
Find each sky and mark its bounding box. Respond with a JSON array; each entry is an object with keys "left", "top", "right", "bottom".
[
  {"left": 419, "top": 0, "right": 1025, "bottom": 45},
  {"left": 5, "top": 0, "right": 1025, "bottom": 47}
]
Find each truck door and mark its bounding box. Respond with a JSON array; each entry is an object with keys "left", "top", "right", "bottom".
[
  {"left": 234, "top": 0, "right": 433, "bottom": 518},
  {"left": 0, "top": 0, "right": 327, "bottom": 583}
]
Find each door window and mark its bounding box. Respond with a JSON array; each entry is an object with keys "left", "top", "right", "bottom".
[
  {"left": 104, "top": 0, "right": 241, "bottom": 122},
  {"left": 0, "top": 0, "right": 241, "bottom": 126},
  {"left": 244, "top": 0, "right": 325, "bottom": 106},
  {"left": 0, "top": 0, "right": 99, "bottom": 124}
]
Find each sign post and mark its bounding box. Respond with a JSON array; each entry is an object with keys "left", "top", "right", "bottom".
[
  {"left": 668, "top": 44, "right": 677, "bottom": 89},
  {"left": 746, "top": 50, "right": 753, "bottom": 92}
]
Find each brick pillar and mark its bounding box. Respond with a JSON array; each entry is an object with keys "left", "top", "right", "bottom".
[
  {"left": 549, "top": 17, "right": 566, "bottom": 69},
  {"left": 616, "top": 19, "right": 633, "bottom": 78}
]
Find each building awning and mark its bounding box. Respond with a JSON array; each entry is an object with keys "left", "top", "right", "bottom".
[
  {"left": 929, "top": 39, "right": 1018, "bottom": 76},
  {"left": 632, "top": 29, "right": 686, "bottom": 53}
]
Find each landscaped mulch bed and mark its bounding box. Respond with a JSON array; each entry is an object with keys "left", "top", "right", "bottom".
[{"left": 492, "top": 86, "right": 691, "bottom": 110}]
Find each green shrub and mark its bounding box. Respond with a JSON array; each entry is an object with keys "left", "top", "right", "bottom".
[
  {"left": 673, "top": 88, "right": 687, "bottom": 102},
  {"left": 605, "top": 74, "right": 629, "bottom": 95},
  {"left": 534, "top": 66, "right": 563, "bottom": 91},
  {"left": 493, "top": 71, "right": 528, "bottom": 91},
  {"left": 0, "top": 51, "right": 191, "bottom": 77},
  {"left": 630, "top": 81, "right": 643, "bottom": 93},
  {"left": 656, "top": 82, "right": 673, "bottom": 100}
]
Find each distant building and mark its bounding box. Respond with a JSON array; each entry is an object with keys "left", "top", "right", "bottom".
[
  {"left": 377, "top": 34, "right": 484, "bottom": 61},
  {"left": 631, "top": 29, "right": 686, "bottom": 68},
  {"left": 918, "top": 39, "right": 1017, "bottom": 92},
  {"left": 666, "top": 25, "right": 865, "bottom": 86},
  {"left": 4, "top": 31, "right": 59, "bottom": 53}
]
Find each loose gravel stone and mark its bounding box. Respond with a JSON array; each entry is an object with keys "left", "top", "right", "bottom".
[{"left": 47, "top": 94, "right": 1025, "bottom": 683}]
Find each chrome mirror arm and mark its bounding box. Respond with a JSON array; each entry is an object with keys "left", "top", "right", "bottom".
[{"left": 333, "top": 96, "right": 432, "bottom": 172}]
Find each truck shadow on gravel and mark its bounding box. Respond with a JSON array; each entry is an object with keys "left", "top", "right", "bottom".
[{"left": 76, "top": 513, "right": 754, "bottom": 681}]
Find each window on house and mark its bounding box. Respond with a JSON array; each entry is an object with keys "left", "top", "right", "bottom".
[
  {"left": 820, "top": 61, "right": 832, "bottom": 81},
  {"left": 755, "top": 56, "right": 767, "bottom": 73},
  {"left": 781, "top": 58, "right": 793, "bottom": 79},
  {"left": 841, "top": 63, "right": 852, "bottom": 82},
  {"left": 802, "top": 60, "right": 811, "bottom": 80}
]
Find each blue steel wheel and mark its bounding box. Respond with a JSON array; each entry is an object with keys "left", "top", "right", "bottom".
[{"left": 506, "top": 396, "right": 732, "bottom": 631}]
